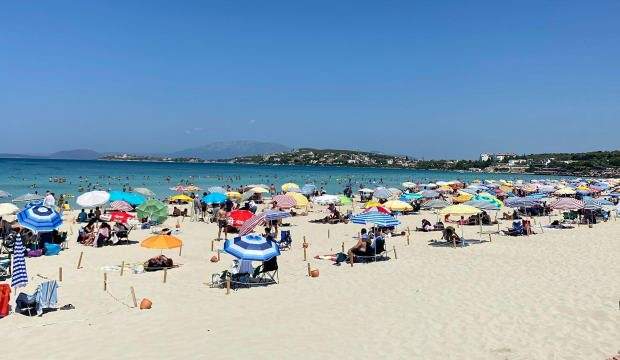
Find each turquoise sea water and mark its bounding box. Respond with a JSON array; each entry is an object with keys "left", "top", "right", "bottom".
[{"left": 0, "top": 158, "right": 565, "bottom": 203}]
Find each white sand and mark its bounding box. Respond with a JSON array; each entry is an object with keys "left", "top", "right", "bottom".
[{"left": 2, "top": 206, "right": 619, "bottom": 359}]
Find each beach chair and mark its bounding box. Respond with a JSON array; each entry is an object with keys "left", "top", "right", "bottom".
[
  {"left": 114, "top": 225, "right": 133, "bottom": 244},
  {"left": 277, "top": 230, "right": 292, "bottom": 250},
  {"left": 353, "top": 237, "right": 389, "bottom": 263},
  {"left": 253, "top": 256, "right": 279, "bottom": 285},
  {"left": 502, "top": 221, "right": 524, "bottom": 236}
]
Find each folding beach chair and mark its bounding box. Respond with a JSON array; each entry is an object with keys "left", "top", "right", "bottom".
[
  {"left": 253, "top": 257, "right": 279, "bottom": 285},
  {"left": 277, "top": 230, "right": 292, "bottom": 250},
  {"left": 354, "top": 237, "right": 389, "bottom": 263},
  {"left": 115, "top": 225, "right": 134, "bottom": 244}
]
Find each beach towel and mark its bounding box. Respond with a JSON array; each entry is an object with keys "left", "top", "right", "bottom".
[
  {"left": 0, "top": 284, "right": 10, "bottom": 318},
  {"left": 35, "top": 280, "right": 59, "bottom": 315}
]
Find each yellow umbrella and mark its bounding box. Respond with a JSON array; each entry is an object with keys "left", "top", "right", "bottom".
[
  {"left": 250, "top": 187, "right": 270, "bottom": 194},
  {"left": 286, "top": 192, "right": 309, "bottom": 208},
  {"left": 169, "top": 194, "right": 193, "bottom": 203},
  {"left": 364, "top": 201, "right": 382, "bottom": 208},
  {"left": 439, "top": 204, "right": 481, "bottom": 216},
  {"left": 554, "top": 187, "right": 576, "bottom": 195},
  {"left": 226, "top": 191, "right": 242, "bottom": 200},
  {"left": 141, "top": 235, "right": 183, "bottom": 249},
  {"left": 452, "top": 192, "right": 473, "bottom": 203},
  {"left": 281, "top": 183, "right": 300, "bottom": 192},
  {"left": 382, "top": 200, "right": 413, "bottom": 212}
]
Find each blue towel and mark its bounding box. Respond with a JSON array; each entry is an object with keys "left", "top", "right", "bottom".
[{"left": 35, "top": 280, "right": 58, "bottom": 315}]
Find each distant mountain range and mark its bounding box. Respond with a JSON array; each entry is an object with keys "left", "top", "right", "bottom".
[{"left": 0, "top": 141, "right": 292, "bottom": 161}]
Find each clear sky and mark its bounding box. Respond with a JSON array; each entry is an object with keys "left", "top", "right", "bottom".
[{"left": 1, "top": 1, "right": 619, "bottom": 159}]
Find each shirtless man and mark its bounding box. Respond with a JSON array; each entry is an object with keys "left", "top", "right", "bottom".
[{"left": 216, "top": 207, "right": 228, "bottom": 240}]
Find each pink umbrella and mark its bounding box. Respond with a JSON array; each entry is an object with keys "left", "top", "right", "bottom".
[
  {"left": 271, "top": 195, "right": 296, "bottom": 209},
  {"left": 110, "top": 200, "right": 133, "bottom": 212},
  {"left": 549, "top": 198, "right": 585, "bottom": 210}
]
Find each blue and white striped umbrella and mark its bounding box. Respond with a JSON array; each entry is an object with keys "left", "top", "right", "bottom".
[
  {"left": 264, "top": 210, "right": 291, "bottom": 221},
  {"left": 351, "top": 212, "right": 400, "bottom": 227},
  {"left": 17, "top": 205, "right": 63, "bottom": 233},
  {"left": 223, "top": 233, "right": 281, "bottom": 261},
  {"left": 11, "top": 234, "right": 28, "bottom": 289}
]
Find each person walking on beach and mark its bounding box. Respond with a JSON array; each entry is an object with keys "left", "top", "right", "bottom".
[
  {"left": 192, "top": 193, "right": 202, "bottom": 222},
  {"left": 216, "top": 207, "right": 228, "bottom": 240},
  {"left": 44, "top": 191, "right": 56, "bottom": 208}
]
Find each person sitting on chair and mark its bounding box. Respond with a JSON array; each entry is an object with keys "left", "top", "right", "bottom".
[
  {"left": 77, "top": 209, "right": 88, "bottom": 223},
  {"left": 348, "top": 229, "right": 370, "bottom": 261}
]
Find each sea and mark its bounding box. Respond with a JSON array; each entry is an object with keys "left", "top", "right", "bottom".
[{"left": 0, "top": 158, "right": 567, "bottom": 204}]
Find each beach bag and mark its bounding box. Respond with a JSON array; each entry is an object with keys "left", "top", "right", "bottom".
[
  {"left": 27, "top": 249, "right": 43, "bottom": 258},
  {"left": 44, "top": 243, "right": 61, "bottom": 256}
]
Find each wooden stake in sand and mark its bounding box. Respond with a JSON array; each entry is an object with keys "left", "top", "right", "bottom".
[
  {"left": 103, "top": 273, "right": 108, "bottom": 291},
  {"left": 226, "top": 275, "right": 231, "bottom": 295},
  {"left": 341, "top": 242, "right": 345, "bottom": 253},
  {"left": 303, "top": 236, "right": 308, "bottom": 261},
  {"left": 58, "top": 267, "right": 63, "bottom": 282},
  {"left": 163, "top": 269, "right": 168, "bottom": 283},
  {"left": 406, "top": 233, "right": 410, "bottom": 246},
  {"left": 328, "top": 229, "right": 330, "bottom": 239},
  {"left": 77, "top": 251, "right": 84, "bottom": 269},
  {"left": 393, "top": 246, "right": 398, "bottom": 260},
  {"left": 179, "top": 245, "right": 183, "bottom": 257},
  {"left": 120, "top": 261, "right": 125, "bottom": 276},
  {"left": 211, "top": 240, "right": 214, "bottom": 252},
  {"left": 307, "top": 262, "right": 312, "bottom": 276},
  {"left": 130, "top": 286, "right": 137, "bottom": 308},
  {"left": 349, "top": 250, "right": 354, "bottom": 267}
]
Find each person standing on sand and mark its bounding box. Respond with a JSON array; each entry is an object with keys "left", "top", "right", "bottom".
[
  {"left": 192, "top": 193, "right": 202, "bottom": 222},
  {"left": 217, "top": 207, "right": 228, "bottom": 240}
]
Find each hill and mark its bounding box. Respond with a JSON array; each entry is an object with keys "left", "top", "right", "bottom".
[
  {"left": 172, "top": 141, "right": 291, "bottom": 160},
  {"left": 48, "top": 149, "right": 101, "bottom": 160}
]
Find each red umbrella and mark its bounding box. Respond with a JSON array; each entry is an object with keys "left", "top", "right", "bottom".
[
  {"left": 229, "top": 210, "right": 254, "bottom": 228},
  {"left": 109, "top": 211, "right": 135, "bottom": 224}
]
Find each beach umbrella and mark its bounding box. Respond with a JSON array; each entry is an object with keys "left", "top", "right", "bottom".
[
  {"left": 452, "top": 193, "right": 473, "bottom": 203},
  {"left": 421, "top": 199, "right": 450, "bottom": 210},
  {"left": 351, "top": 212, "right": 400, "bottom": 227},
  {"left": 338, "top": 195, "right": 352, "bottom": 206},
  {"left": 301, "top": 184, "right": 317, "bottom": 195},
  {"left": 136, "top": 199, "right": 168, "bottom": 223},
  {"left": 0, "top": 203, "right": 19, "bottom": 216},
  {"left": 582, "top": 198, "right": 604, "bottom": 211},
  {"left": 264, "top": 210, "right": 291, "bottom": 222},
  {"left": 133, "top": 187, "right": 156, "bottom": 197},
  {"left": 185, "top": 185, "right": 202, "bottom": 192},
  {"left": 421, "top": 183, "right": 438, "bottom": 189},
  {"left": 358, "top": 188, "right": 374, "bottom": 194},
  {"left": 373, "top": 187, "right": 392, "bottom": 200},
  {"left": 439, "top": 204, "right": 481, "bottom": 217},
  {"left": 364, "top": 201, "right": 382, "bottom": 208},
  {"left": 229, "top": 210, "right": 254, "bottom": 228},
  {"left": 419, "top": 190, "right": 439, "bottom": 199},
  {"left": 549, "top": 198, "right": 584, "bottom": 211},
  {"left": 249, "top": 187, "right": 270, "bottom": 194},
  {"left": 382, "top": 200, "right": 413, "bottom": 212},
  {"left": 203, "top": 193, "right": 227, "bottom": 205},
  {"left": 402, "top": 182, "right": 417, "bottom": 189},
  {"left": 285, "top": 187, "right": 301, "bottom": 193},
  {"left": 245, "top": 184, "right": 269, "bottom": 191},
  {"left": 12, "top": 193, "right": 44, "bottom": 203},
  {"left": 400, "top": 193, "right": 423, "bottom": 202},
  {"left": 538, "top": 185, "right": 556, "bottom": 193},
  {"left": 17, "top": 205, "right": 63, "bottom": 232},
  {"left": 0, "top": 190, "right": 11, "bottom": 198},
  {"left": 106, "top": 211, "right": 135, "bottom": 224},
  {"left": 226, "top": 191, "right": 242, "bottom": 201},
  {"left": 554, "top": 187, "right": 576, "bottom": 196},
  {"left": 271, "top": 195, "right": 296, "bottom": 209},
  {"left": 170, "top": 185, "right": 188, "bottom": 193},
  {"left": 223, "top": 233, "right": 280, "bottom": 261},
  {"left": 208, "top": 186, "right": 226, "bottom": 194},
  {"left": 109, "top": 200, "right": 133, "bottom": 212},
  {"left": 169, "top": 194, "right": 193, "bottom": 203},
  {"left": 286, "top": 192, "right": 309, "bottom": 208},
  {"left": 464, "top": 199, "right": 501, "bottom": 211},
  {"left": 141, "top": 234, "right": 182, "bottom": 250},
  {"left": 312, "top": 195, "right": 340, "bottom": 205},
  {"left": 239, "top": 213, "right": 267, "bottom": 235},
  {"left": 281, "top": 183, "right": 300, "bottom": 192},
  {"left": 504, "top": 197, "right": 540, "bottom": 208},
  {"left": 109, "top": 191, "right": 146, "bottom": 206},
  {"left": 363, "top": 206, "right": 391, "bottom": 214},
  {"left": 77, "top": 191, "right": 110, "bottom": 208},
  {"left": 473, "top": 193, "right": 503, "bottom": 208},
  {"left": 388, "top": 188, "right": 403, "bottom": 197},
  {"left": 11, "top": 234, "right": 28, "bottom": 289}
]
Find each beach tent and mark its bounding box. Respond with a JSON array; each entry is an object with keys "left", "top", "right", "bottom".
[{"left": 76, "top": 191, "right": 110, "bottom": 208}]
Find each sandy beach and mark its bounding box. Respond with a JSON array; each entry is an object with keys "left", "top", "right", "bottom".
[{"left": 2, "top": 204, "right": 618, "bottom": 360}]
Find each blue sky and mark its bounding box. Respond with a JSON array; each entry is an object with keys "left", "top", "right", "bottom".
[{"left": 1, "top": 1, "right": 619, "bottom": 159}]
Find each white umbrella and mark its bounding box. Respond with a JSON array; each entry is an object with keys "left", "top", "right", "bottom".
[
  {"left": 312, "top": 195, "right": 340, "bottom": 205},
  {"left": 133, "top": 187, "right": 155, "bottom": 197},
  {"left": 0, "top": 203, "right": 19, "bottom": 216},
  {"left": 77, "top": 191, "right": 110, "bottom": 208}
]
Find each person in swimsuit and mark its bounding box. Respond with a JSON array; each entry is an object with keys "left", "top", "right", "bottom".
[{"left": 217, "top": 207, "right": 228, "bottom": 240}]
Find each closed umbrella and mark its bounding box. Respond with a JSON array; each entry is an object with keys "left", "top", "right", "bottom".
[
  {"left": 17, "top": 205, "right": 63, "bottom": 232},
  {"left": 224, "top": 234, "right": 280, "bottom": 261},
  {"left": 11, "top": 234, "right": 28, "bottom": 289},
  {"left": 77, "top": 191, "right": 110, "bottom": 208}
]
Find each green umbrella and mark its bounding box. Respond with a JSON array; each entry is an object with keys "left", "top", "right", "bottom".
[
  {"left": 338, "top": 195, "right": 352, "bottom": 205},
  {"left": 136, "top": 199, "right": 168, "bottom": 224}
]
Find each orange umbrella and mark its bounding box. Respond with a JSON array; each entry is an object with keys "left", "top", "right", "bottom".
[{"left": 141, "top": 235, "right": 183, "bottom": 249}]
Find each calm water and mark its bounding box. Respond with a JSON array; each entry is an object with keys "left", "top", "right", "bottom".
[{"left": 0, "top": 158, "right": 565, "bottom": 204}]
